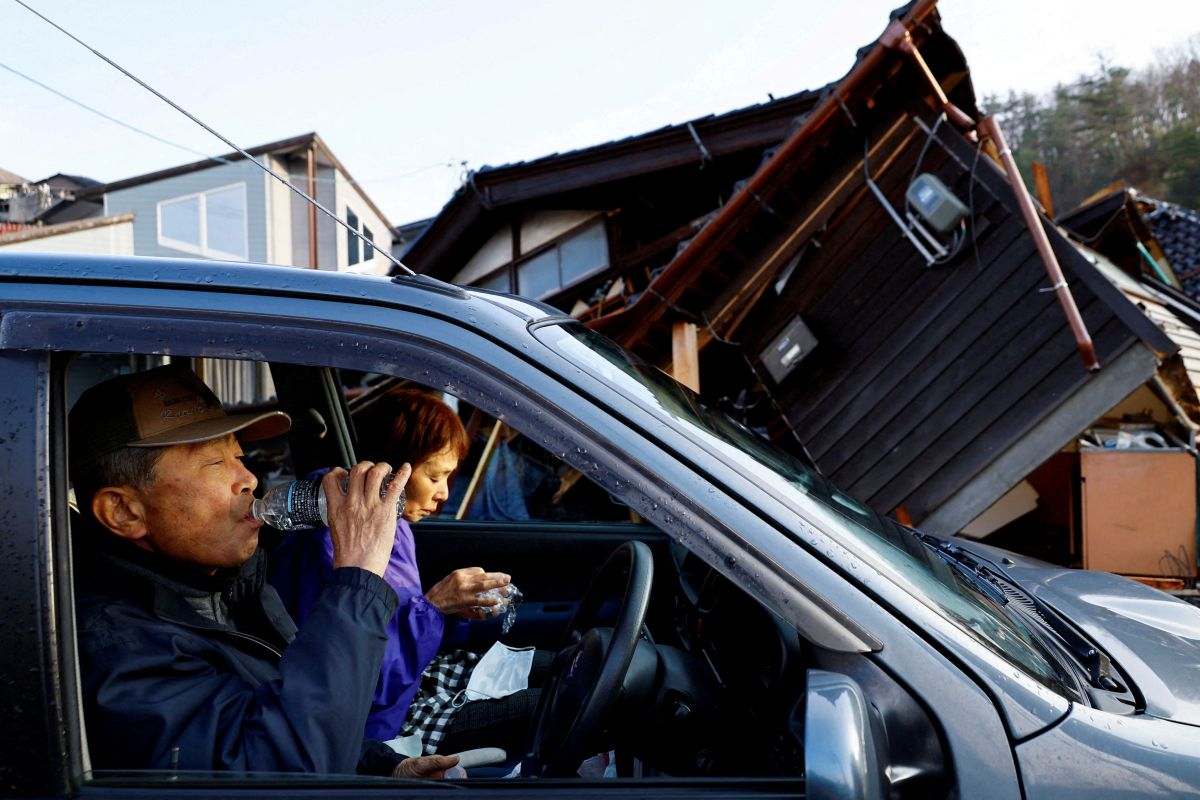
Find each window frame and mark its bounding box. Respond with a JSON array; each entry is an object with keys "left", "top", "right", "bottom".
[
  {"left": 347, "top": 208, "right": 361, "bottom": 266},
  {"left": 473, "top": 216, "right": 610, "bottom": 300},
  {"left": 24, "top": 305, "right": 721, "bottom": 791},
  {"left": 155, "top": 182, "right": 249, "bottom": 261}
]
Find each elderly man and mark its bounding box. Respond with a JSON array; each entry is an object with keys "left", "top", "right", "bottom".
[{"left": 68, "top": 363, "right": 457, "bottom": 779}]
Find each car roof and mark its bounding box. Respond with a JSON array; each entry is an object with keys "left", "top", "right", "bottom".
[{"left": 0, "top": 251, "right": 569, "bottom": 329}]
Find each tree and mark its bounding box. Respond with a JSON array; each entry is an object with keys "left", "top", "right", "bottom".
[{"left": 984, "top": 36, "right": 1200, "bottom": 213}]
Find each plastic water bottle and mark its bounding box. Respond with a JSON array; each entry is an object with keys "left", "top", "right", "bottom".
[
  {"left": 474, "top": 585, "right": 523, "bottom": 634},
  {"left": 252, "top": 473, "right": 407, "bottom": 531}
]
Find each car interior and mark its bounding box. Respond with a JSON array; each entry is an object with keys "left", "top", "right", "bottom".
[{"left": 60, "top": 351, "right": 951, "bottom": 795}]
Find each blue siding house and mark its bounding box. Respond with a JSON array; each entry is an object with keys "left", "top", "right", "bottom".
[
  {"left": 2, "top": 133, "right": 395, "bottom": 403},
  {"left": 90, "top": 132, "right": 393, "bottom": 274}
]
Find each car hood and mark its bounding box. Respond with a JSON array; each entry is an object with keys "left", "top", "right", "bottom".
[{"left": 959, "top": 541, "right": 1200, "bottom": 727}]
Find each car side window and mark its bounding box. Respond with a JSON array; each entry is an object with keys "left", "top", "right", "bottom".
[
  {"left": 34, "top": 294, "right": 757, "bottom": 791},
  {"left": 346, "top": 376, "right": 642, "bottom": 525},
  {"left": 444, "top": 411, "right": 641, "bottom": 524}
]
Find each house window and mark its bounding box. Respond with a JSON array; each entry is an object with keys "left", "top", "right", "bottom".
[
  {"left": 517, "top": 221, "right": 607, "bottom": 298},
  {"left": 347, "top": 209, "right": 360, "bottom": 266},
  {"left": 345, "top": 210, "right": 376, "bottom": 266},
  {"left": 156, "top": 183, "right": 247, "bottom": 260},
  {"left": 472, "top": 219, "right": 609, "bottom": 299},
  {"left": 474, "top": 269, "right": 512, "bottom": 293},
  {"left": 516, "top": 248, "right": 560, "bottom": 298}
]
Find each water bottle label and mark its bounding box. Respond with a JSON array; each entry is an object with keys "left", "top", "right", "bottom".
[{"left": 287, "top": 480, "right": 322, "bottom": 524}]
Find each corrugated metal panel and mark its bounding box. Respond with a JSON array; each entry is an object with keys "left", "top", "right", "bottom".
[
  {"left": 199, "top": 358, "right": 276, "bottom": 406},
  {"left": 1087, "top": 251, "right": 1200, "bottom": 402}
]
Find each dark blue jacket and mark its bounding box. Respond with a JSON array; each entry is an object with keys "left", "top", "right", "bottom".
[{"left": 75, "top": 533, "right": 403, "bottom": 776}]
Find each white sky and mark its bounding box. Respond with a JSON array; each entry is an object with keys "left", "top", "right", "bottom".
[{"left": 2, "top": 0, "right": 1198, "bottom": 226}]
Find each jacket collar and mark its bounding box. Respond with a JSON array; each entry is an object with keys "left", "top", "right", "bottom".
[
  {"left": 75, "top": 523, "right": 297, "bottom": 648},
  {"left": 79, "top": 530, "right": 255, "bottom": 630}
]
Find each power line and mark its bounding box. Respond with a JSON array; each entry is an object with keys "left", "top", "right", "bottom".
[
  {"left": 0, "top": 60, "right": 234, "bottom": 167},
  {"left": 12, "top": 0, "right": 412, "bottom": 274},
  {"left": 3, "top": 56, "right": 466, "bottom": 199}
]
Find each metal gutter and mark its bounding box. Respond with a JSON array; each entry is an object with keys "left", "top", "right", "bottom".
[
  {"left": 306, "top": 146, "right": 318, "bottom": 269},
  {"left": 978, "top": 116, "right": 1101, "bottom": 372},
  {"left": 880, "top": 16, "right": 974, "bottom": 132}
]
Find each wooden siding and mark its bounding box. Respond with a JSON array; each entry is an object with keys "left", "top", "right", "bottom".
[{"left": 743, "top": 119, "right": 1170, "bottom": 523}]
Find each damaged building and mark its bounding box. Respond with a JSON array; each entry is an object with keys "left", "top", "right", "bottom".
[{"left": 399, "top": 0, "right": 1198, "bottom": 591}]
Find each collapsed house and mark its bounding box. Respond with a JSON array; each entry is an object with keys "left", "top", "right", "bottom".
[{"left": 400, "top": 0, "right": 1198, "bottom": 590}]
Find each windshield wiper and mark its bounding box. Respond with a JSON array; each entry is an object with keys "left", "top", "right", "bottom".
[
  {"left": 958, "top": 551, "right": 1125, "bottom": 693},
  {"left": 915, "top": 533, "right": 1009, "bottom": 606},
  {"left": 923, "top": 536, "right": 1126, "bottom": 694}
]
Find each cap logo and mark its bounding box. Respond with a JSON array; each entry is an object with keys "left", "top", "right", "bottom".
[{"left": 153, "top": 385, "right": 218, "bottom": 420}]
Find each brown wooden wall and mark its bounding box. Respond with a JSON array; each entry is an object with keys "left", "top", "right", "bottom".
[{"left": 743, "top": 118, "right": 1163, "bottom": 523}]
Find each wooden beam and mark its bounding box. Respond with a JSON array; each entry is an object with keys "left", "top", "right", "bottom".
[
  {"left": 1032, "top": 161, "right": 1055, "bottom": 218},
  {"left": 697, "top": 114, "right": 917, "bottom": 351},
  {"left": 455, "top": 419, "right": 503, "bottom": 520},
  {"left": 671, "top": 321, "right": 700, "bottom": 393}
]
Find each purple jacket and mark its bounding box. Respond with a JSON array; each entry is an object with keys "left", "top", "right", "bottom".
[{"left": 269, "top": 517, "right": 444, "bottom": 741}]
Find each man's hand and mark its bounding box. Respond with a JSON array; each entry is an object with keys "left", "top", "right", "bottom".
[
  {"left": 425, "top": 567, "right": 511, "bottom": 618},
  {"left": 393, "top": 753, "right": 460, "bottom": 779},
  {"left": 325, "top": 461, "right": 411, "bottom": 577}
]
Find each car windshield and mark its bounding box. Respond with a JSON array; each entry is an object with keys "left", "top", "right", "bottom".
[{"left": 539, "top": 322, "right": 1076, "bottom": 696}]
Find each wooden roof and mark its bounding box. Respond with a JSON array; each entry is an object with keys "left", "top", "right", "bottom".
[{"left": 399, "top": 89, "right": 825, "bottom": 279}]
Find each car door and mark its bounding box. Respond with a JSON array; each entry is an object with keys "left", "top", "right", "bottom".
[{"left": 1, "top": 258, "right": 1034, "bottom": 799}]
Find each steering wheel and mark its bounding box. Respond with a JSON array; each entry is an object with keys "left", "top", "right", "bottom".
[{"left": 522, "top": 541, "right": 654, "bottom": 777}]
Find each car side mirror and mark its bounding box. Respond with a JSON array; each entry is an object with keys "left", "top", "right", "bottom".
[{"left": 804, "top": 669, "right": 886, "bottom": 800}]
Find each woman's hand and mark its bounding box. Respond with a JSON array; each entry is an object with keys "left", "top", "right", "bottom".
[
  {"left": 426, "top": 567, "right": 511, "bottom": 618},
  {"left": 393, "top": 753, "right": 460, "bottom": 779},
  {"left": 324, "top": 461, "right": 411, "bottom": 577}
]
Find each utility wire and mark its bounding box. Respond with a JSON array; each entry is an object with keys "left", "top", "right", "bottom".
[
  {"left": 3, "top": 56, "right": 463, "bottom": 192},
  {"left": 0, "top": 60, "right": 236, "bottom": 167},
  {"left": 2, "top": 55, "right": 461, "bottom": 189},
  {"left": 12, "top": 0, "right": 412, "bottom": 274}
]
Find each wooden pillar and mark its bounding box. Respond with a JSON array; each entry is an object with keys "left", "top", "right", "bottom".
[
  {"left": 456, "top": 420, "right": 503, "bottom": 520},
  {"left": 306, "top": 147, "right": 319, "bottom": 269},
  {"left": 671, "top": 321, "right": 700, "bottom": 393},
  {"left": 1032, "top": 161, "right": 1055, "bottom": 219}
]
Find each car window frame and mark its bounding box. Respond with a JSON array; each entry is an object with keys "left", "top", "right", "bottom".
[{"left": 5, "top": 288, "right": 869, "bottom": 793}]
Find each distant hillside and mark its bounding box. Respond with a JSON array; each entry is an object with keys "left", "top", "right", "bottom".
[{"left": 985, "top": 36, "right": 1200, "bottom": 214}]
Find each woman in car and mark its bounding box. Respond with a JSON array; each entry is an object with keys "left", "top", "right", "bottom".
[{"left": 269, "top": 386, "right": 546, "bottom": 756}]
